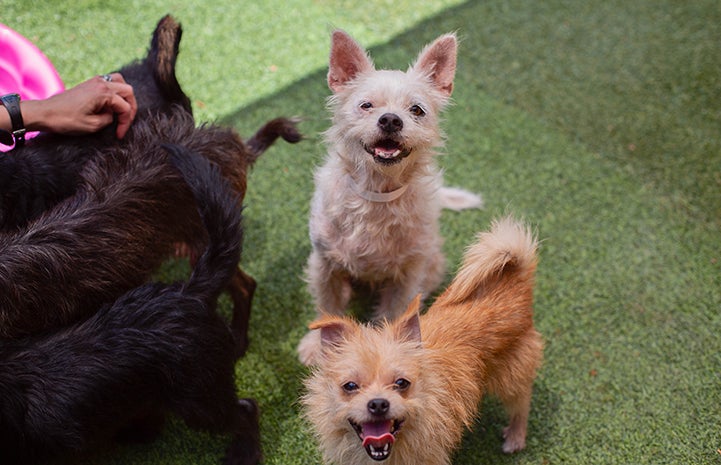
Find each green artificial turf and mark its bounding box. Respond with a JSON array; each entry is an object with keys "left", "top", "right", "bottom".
[{"left": 4, "top": 1, "right": 720, "bottom": 464}]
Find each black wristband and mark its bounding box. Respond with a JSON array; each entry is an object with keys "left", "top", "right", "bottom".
[{"left": 0, "top": 93, "right": 26, "bottom": 148}]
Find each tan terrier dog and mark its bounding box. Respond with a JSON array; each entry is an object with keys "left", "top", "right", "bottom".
[
  {"left": 303, "top": 217, "right": 543, "bottom": 465},
  {"left": 299, "top": 30, "right": 482, "bottom": 365}
]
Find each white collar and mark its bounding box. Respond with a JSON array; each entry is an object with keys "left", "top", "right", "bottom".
[{"left": 347, "top": 174, "right": 408, "bottom": 203}]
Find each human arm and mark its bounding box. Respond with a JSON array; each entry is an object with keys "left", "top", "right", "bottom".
[{"left": 0, "top": 73, "right": 138, "bottom": 140}]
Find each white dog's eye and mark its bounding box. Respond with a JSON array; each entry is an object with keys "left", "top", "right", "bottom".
[
  {"left": 359, "top": 101, "right": 373, "bottom": 110},
  {"left": 342, "top": 381, "right": 360, "bottom": 392},
  {"left": 409, "top": 104, "right": 425, "bottom": 117},
  {"left": 393, "top": 378, "right": 411, "bottom": 391}
]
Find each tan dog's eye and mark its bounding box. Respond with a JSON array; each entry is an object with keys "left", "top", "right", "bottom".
[
  {"left": 342, "top": 381, "right": 360, "bottom": 392},
  {"left": 409, "top": 105, "right": 425, "bottom": 117},
  {"left": 393, "top": 378, "right": 411, "bottom": 391},
  {"left": 359, "top": 102, "right": 373, "bottom": 110}
]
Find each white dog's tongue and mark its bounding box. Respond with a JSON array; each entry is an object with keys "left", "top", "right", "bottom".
[{"left": 361, "top": 420, "right": 395, "bottom": 448}]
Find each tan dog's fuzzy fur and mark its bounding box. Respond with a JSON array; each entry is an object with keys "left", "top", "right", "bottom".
[
  {"left": 302, "top": 217, "right": 543, "bottom": 465},
  {"left": 299, "top": 30, "right": 482, "bottom": 365}
]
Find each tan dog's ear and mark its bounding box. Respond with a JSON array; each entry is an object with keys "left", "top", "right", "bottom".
[
  {"left": 309, "top": 316, "right": 355, "bottom": 349},
  {"left": 328, "top": 29, "right": 374, "bottom": 92},
  {"left": 395, "top": 295, "right": 423, "bottom": 344},
  {"left": 412, "top": 33, "right": 457, "bottom": 97}
]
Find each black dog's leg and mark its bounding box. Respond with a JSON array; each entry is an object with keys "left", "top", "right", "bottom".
[
  {"left": 228, "top": 268, "right": 256, "bottom": 358},
  {"left": 222, "top": 399, "right": 262, "bottom": 465}
]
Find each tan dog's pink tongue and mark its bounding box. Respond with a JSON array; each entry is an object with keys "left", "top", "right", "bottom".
[{"left": 361, "top": 421, "right": 395, "bottom": 447}]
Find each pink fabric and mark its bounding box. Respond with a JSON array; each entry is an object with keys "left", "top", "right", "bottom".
[{"left": 1, "top": 23, "right": 65, "bottom": 149}]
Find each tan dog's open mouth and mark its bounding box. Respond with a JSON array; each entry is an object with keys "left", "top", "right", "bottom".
[
  {"left": 363, "top": 139, "right": 411, "bottom": 165},
  {"left": 350, "top": 419, "right": 404, "bottom": 461}
]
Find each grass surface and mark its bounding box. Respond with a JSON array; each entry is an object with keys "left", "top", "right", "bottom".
[{"left": 4, "top": 0, "right": 720, "bottom": 464}]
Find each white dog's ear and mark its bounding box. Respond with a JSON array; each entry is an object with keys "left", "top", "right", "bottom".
[
  {"left": 412, "top": 33, "right": 458, "bottom": 97},
  {"left": 328, "top": 29, "right": 374, "bottom": 92},
  {"left": 396, "top": 295, "right": 423, "bottom": 344}
]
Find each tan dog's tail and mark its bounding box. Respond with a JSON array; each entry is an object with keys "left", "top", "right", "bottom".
[
  {"left": 439, "top": 216, "right": 537, "bottom": 305},
  {"left": 429, "top": 216, "right": 541, "bottom": 455}
]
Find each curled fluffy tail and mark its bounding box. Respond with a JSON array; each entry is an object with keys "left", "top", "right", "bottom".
[
  {"left": 163, "top": 144, "right": 243, "bottom": 302},
  {"left": 442, "top": 216, "right": 537, "bottom": 305},
  {"left": 245, "top": 117, "right": 302, "bottom": 162}
]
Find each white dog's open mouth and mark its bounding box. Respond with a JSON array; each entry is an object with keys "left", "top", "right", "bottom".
[
  {"left": 349, "top": 418, "right": 404, "bottom": 461},
  {"left": 364, "top": 139, "right": 411, "bottom": 165}
]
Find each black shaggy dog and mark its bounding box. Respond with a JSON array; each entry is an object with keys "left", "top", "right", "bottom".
[
  {"left": 0, "top": 145, "right": 261, "bottom": 465},
  {"left": 0, "top": 109, "right": 292, "bottom": 357},
  {"left": 0, "top": 16, "right": 300, "bottom": 355}
]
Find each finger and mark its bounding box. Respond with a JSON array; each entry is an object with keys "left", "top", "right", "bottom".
[
  {"left": 95, "top": 74, "right": 137, "bottom": 117},
  {"left": 108, "top": 81, "right": 138, "bottom": 121},
  {"left": 90, "top": 113, "right": 115, "bottom": 132},
  {"left": 96, "top": 72, "right": 126, "bottom": 84},
  {"left": 106, "top": 72, "right": 127, "bottom": 84},
  {"left": 106, "top": 95, "right": 133, "bottom": 139}
]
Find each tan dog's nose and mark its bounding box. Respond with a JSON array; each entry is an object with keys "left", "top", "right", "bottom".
[{"left": 367, "top": 398, "right": 390, "bottom": 416}]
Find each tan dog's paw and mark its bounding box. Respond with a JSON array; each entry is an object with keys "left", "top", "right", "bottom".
[{"left": 502, "top": 421, "right": 527, "bottom": 454}]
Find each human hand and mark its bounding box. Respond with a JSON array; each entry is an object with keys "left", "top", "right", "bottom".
[{"left": 22, "top": 73, "right": 138, "bottom": 139}]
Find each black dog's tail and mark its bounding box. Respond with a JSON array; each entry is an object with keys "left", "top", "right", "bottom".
[
  {"left": 163, "top": 144, "right": 242, "bottom": 303},
  {"left": 149, "top": 15, "right": 192, "bottom": 113},
  {"left": 245, "top": 117, "right": 302, "bottom": 162}
]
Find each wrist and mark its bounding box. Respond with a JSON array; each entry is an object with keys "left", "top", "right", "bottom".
[
  {"left": 18, "top": 100, "right": 48, "bottom": 132},
  {"left": 0, "top": 99, "right": 54, "bottom": 133},
  {"left": 0, "top": 102, "right": 10, "bottom": 132}
]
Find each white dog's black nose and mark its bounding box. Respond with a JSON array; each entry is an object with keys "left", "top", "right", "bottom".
[
  {"left": 367, "top": 398, "right": 390, "bottom": 416},
  {"left": 378, "top": 113, "right": 403, "bottom": 133}
]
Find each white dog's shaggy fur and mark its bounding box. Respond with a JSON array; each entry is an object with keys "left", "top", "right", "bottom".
[{"left": 298, "top": 30, "right": 481, "bottom": 365}]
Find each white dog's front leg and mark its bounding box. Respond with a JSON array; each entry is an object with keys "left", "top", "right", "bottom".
[
  {"left": 300, "top": 250, "right": 354, "bottom": 366},
  {"left": 374, "top": 274, "right": 426, "bottom": 321},
  {"left": 374, "top": 250, "right": 445, "bottom": 320},
  {"left": 375, "top": 288, "right": 415, "bottom": 321},
  {"left": 306, "top": 250, "right": 352, "bottom": 315}
]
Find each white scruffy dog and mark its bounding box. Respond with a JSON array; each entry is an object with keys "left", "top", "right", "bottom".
[{"left": 298, "top": 30, "right": 481, "bottom": 365}]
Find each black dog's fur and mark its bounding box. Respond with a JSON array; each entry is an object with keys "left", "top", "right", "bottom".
[
  {"left": 0, "top": 111, "right": 196, "bottom": 337},
  {"left": 0, "top": 145, "right": 261, "bottom": 465},
  {"left": 0, "top": 16, "right": 300, "bottom": 355},
  {"left": 0, "top": 109, "right": 283, "bottom": 354}
]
